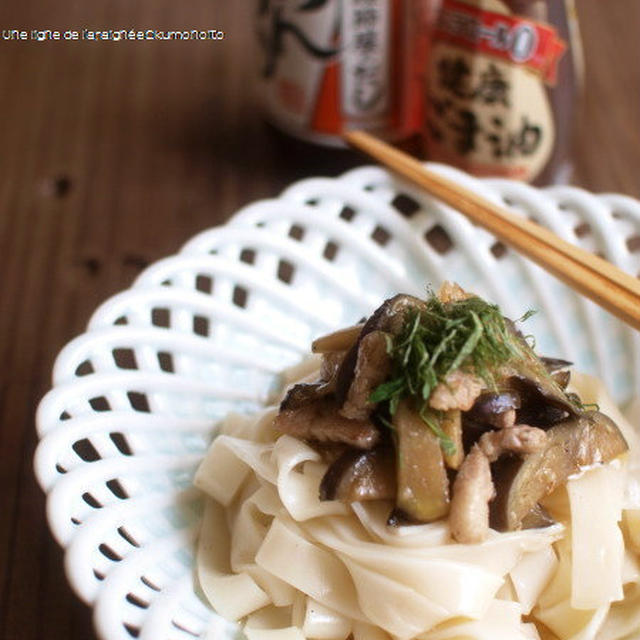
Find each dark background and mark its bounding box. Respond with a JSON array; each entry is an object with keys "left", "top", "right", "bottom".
[{"left": 1, "top": 2, "right": 639, "bottom": 638}]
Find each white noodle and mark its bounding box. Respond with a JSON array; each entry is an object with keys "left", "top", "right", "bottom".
[{"left": 194, "top": 367, "right": 640, "bottom": 640}]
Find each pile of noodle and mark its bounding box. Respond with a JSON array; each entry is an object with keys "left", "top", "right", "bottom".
[{"left": 194, "top": 358, "right": 640, "bottom": 640}]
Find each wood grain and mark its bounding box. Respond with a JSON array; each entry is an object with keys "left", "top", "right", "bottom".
[
  {"left": 345, "top": 129, "right": 640, "bottom": 330},
  {"left": 0, "top": 1, "right": 638, "bottom": 639}
]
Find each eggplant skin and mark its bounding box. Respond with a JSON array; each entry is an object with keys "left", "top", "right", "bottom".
[
  {"left": 319, "top": 446, "right": 396, "bottom": 502},
  {"left": 275, "top": 395, "right": 380, "bottom": 449},
  {"left": 280, "top": 382, "right": 331, "bottom": 410},
  {"left": 339, "top": 331, "right": 393, "bottom": 420},
  {"left": 335, "top": 295, "right": 425, "bottom": 409},
  {"left": 540, "top": 357, "right": 573, "bottom": 373},
  {"left": 490, "top": 411, "right": 629, "bottom": 531},
  {"left": 360, "top": 294, "right": 427, "bottom": 337},
  {"left": 466, "top": 391, "right": 521, "bottom": 422},
  {"left": 502, "top": 321, "right": 578, "bottom": 423}
]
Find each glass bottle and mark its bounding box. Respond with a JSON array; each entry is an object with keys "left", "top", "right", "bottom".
[
  {"left": 254, "top": 0, "right": 433, "bottom": 147},
  {"left": 423, "top": 0, "right": 583, "bottom": 185}
]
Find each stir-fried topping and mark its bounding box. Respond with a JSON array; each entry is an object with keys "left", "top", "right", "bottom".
[
  {"left": 370, "top": 290, "right": 569, "bottom": 453},
  {"left": 371, "top": 294, "right": 523, "bottom": 407},
  {"left": 273, "top": 283, "right": 629, "bottom": 543}
]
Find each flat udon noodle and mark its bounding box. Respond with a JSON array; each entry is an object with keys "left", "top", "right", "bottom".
[
  {"left": 529, "top": 373, "right": 640, "bottom": 640},
  {"left": 194, "top": 365, "right": 640, "bottom": 640}
]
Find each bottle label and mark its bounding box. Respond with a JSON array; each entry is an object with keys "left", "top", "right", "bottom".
[
  {"left": 434, "top": 0, "right": 566, "bottom": 85},
  {"left": 256, "top": 0, "right": 426, "bottom": 144},
  {"left": 426, "top": 0, "right": 567, "bottom": 182}
]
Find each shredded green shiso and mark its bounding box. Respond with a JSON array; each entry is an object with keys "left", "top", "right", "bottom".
[{"left": 370, "top": 293, "right": 534, "bottom": 453}]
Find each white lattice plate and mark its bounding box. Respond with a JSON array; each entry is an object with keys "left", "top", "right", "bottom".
[{"left": 35, "top": 164, "right": 640, "bottom": 640}]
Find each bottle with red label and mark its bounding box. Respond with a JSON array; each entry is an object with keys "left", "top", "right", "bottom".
[
  {"left": 255, "top": 0, "right": 434, "bottom": 147},
  {"left": 424, "top": 0, "right": 583, "bottom": 185}
]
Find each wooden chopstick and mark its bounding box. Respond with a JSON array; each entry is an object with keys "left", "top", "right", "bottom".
[{"left": 343, "top": 129, "right": 640, "bottom": 331}]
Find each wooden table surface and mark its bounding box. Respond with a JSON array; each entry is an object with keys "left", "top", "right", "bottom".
[{"left": 1, "top": 2, "right": 639, "bottom": 639}]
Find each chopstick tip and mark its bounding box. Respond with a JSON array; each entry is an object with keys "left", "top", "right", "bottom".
[{"left": 342, "top": 129, "right": 370, "bottom": 149}]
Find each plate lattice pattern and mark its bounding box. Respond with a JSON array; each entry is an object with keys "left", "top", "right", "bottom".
[{"left": 35, "top": 164, "right": 640, "bottom": 640}]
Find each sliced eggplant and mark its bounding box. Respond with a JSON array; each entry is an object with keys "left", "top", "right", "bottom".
[
  {"left": 319, "top": 445, "right": 396, "bottom": 502},
  {"left": 490, "top": 411, "right": 629, "bottom": 531},
  {"left": 320, "top": 350, "right": 347, "bottom": 384},
  {"left": 510, "top": 373, "right": 575, "bottom": 427},
  {"left": 280, "top": 382, "right": 332, "bottom": 410},
  {"left": 360, "top": 294, "right": 427, "bottom": 336},
  {"left": 338, "top": 330, "right": 393, "bottom": 420},
  {"left": 274, "top": 395, "right": 380, "bottom": 449},
  {"left": 335, "top": 294, "right": 425, "bottom": 414},
  {"left": 394, "top": 400, "right": 450, "bottom": 522},
  {"left": 312, "top": 324, "right": 362, "bottom": 353},
  {"left": 501, "top": 324, "right": 578, "bottom": 425},
  {"left": 540, "top": 357, "right": 573, "bottom": 373},
  {"left": 467, "top": 390, "right": 521, "bottom": 423}
]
